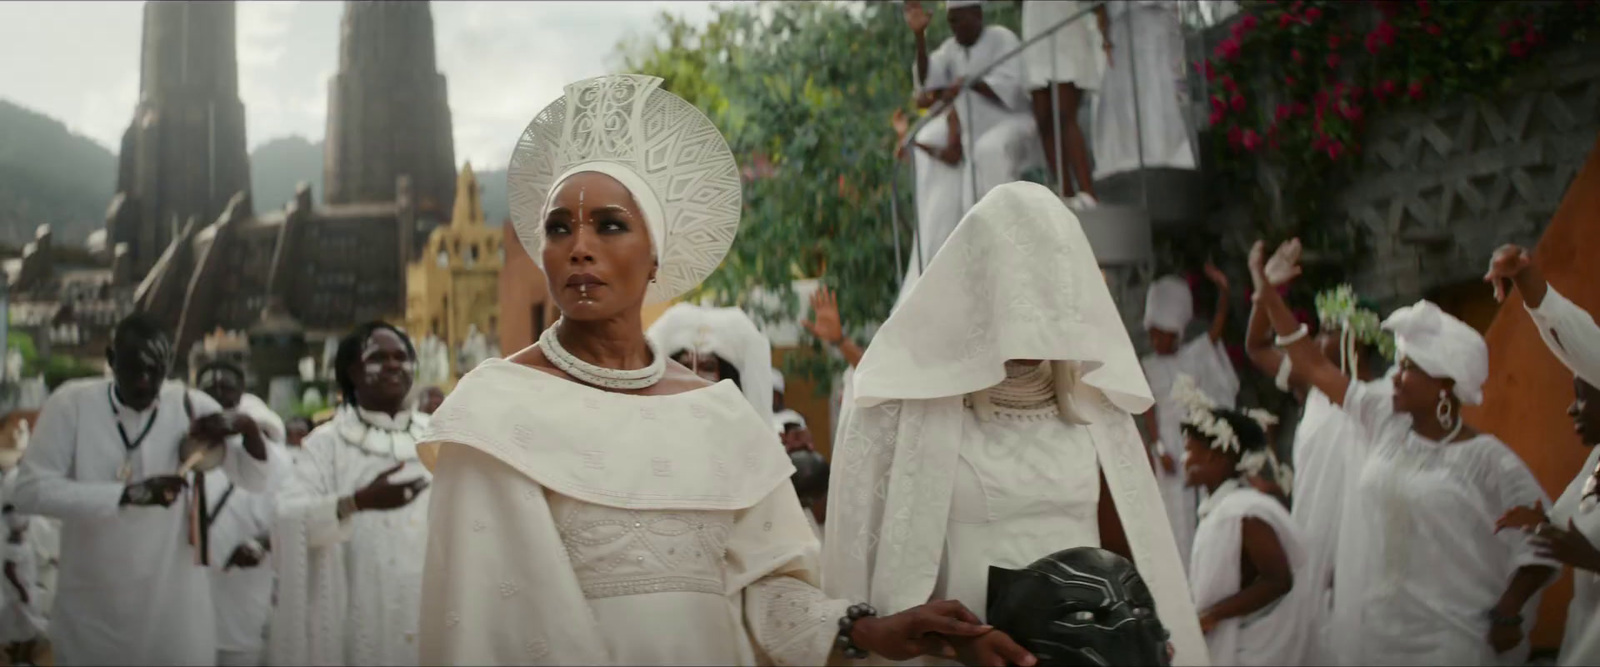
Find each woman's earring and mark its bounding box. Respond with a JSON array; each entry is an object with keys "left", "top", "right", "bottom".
[{"left": 1435, "top": 389, "right": 1455, "bottom": 429}]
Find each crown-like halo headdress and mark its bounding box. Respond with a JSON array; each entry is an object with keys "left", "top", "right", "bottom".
[{"left": 507, "top": 74, "right": 743, "bottom": 305}]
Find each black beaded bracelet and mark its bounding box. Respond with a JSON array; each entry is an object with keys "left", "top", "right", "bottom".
[
  {"left": 1489, "top": 609, "right": 1523, "bottom": 627},
  {"left": 834, "top": 603, "right": 878, "bottom": 659}
]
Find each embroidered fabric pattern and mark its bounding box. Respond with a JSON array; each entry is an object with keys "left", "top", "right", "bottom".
[
  {"left": 552, "top": 497, "right": 732, "bottom": 601},
  {"left": 746, "top": 575, "right": 845, "bottom": 667}
]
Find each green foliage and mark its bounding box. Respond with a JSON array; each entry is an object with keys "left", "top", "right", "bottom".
[
  {"left": 617, "top": 1, "right": 1020, "bottom": 391},
  {"left": 0, "top": 99, "right": 117, "bottom": 247},
  {"left": 6, "top": 331, "right": 37, "bottom": 368},
  {"left": 41, "top": 354, "right": 100, "bottom": 391}
]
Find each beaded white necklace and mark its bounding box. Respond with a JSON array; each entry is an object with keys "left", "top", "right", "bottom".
[
  {"left": 966, "top": 362, "right": 1060, "bottom": 421},
  {"left": 538, "top": 319, "right": 666, "bottom": 390}
]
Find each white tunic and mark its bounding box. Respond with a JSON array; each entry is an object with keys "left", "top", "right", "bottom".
[
  {"left": 1142, "top": 336, "right": 1240, "bottom": 568},
  {"left": 1190, "top": 481, "right": 1318, "bottom": 666},
  {"left": 205, "top": 468, "right": 276, "bottom": 659},
  {"left": 923, "top": 26, "right": 1044, "bottom": 207},
  {"left": 1330, "top": 381, "right": 1555, "bottom": 666},
  {"left": 1526, "top": 287, "right": 1600, "bottom": 388},
  {"left": 1093, "top": 0, "right": 1196, "bottom": 180},
  {"left": 936, "top": 403, "right": 1102, "bottom": 617},
  {"left": 900, "top": 110, "right": 965, "bottom": 304},
  {"left": 1021, "top": 0, "right": 1105, "bottom": 90},
  {"left": 269, "top": 407, "right": 432, "bottom": 666},
  {"left": 416, "top": 360, "right": 843, "bottom": 665},
  {"left": 12, "top": 378, "right": 282, "bottom": 666}
]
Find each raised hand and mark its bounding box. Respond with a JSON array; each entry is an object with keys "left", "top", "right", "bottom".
[
  {"left": 904, "top": 0, "right": 931, "bottom": 34},
  {"left": 1484, "top": 244, "right": 1533, "bottom": 303},
  {"left": 351, "top": 463, "right": 429, "bottom": 512},
  {"left": 1495, "top": 501, "right": 1547, "bottom": 534},
  {"left": 801, "top": 286, "right": 845, "bottom": 345},
  {"left": 121, "top": 475, "right": 189, "bottom": 508},
  {"left": 1203, "top": 261, "right": 1229, "bottom": 290},
  {"left": 1262, "top": 238, "right": 1303, "bottom": 287}
]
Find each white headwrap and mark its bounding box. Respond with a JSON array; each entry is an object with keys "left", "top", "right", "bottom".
[
  {"left": 774, "top": 408, "right": 807, "bottom": 434},
  {"left": 508, "top": 74, "right": 742, "bottom": 305},
  {"left": 824, "top": 182, "right": 1206, "bottom": 665},
  {"left": 1382, "top": 299, "right": 1489, "bottom": 405},
  {"left": 647, "top": 304, "right": 776, "bottom": 425},
  {"left": 1143, "top": 275, "right": 1194, "bottom": 335}
]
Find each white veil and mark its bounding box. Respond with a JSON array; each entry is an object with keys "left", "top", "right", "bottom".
[
  {"left": 823, "top": 182, "right": 1207, "bottom": 665},
  {"left": 647, "top": 303, "right": 776, "bottom": 425}
]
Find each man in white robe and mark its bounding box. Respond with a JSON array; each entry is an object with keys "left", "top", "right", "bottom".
[
  {"left": 910, "top": 0, "right": 1044, "bottom": 213},
  {"left": 198, "top": 361, "right": 286, "bottom": 667},
  {"left": 1140, "top": 272, "right": 1237, "bottom": 568},
  {"left": 270, "top": 323, "right": 432, "bottom": 666},
  {"left": 11, "top": 314, "right": 283, "bottom": 666}
]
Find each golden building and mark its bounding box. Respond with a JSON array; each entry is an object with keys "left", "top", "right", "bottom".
[{"left": 406, "top": 163, "right": 503, "bottom": 381}]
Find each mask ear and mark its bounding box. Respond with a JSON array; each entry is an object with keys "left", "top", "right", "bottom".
[{"left": 987, "top": 566, "right": 1035, "bottom": 622}]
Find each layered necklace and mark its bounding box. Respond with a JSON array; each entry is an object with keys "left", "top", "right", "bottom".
[
  {"left": 539, "top": 319, "right": 666, "bottom": 390},
  {"left": 967, "top": 361, "right": 1059, "bottom": 421}
]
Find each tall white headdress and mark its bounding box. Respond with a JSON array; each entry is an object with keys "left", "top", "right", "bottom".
[{"left": 507, "top": 74, "right": 743, "bottom": 304}]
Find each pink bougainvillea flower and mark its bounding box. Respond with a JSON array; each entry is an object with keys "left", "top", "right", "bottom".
[
  {"left": 1424, "top": 23, "right": 1443, "bottom": 37},
  {"left": 1228, "top": 125, "right": 1244, "bottom": 148},
  {"left": 1275, "top": 103, "right": 1292, "bottom": 121},
  {"left": 1379, "top": 79, "right": 1399, "bottom": 97},
  {"left": 1242, "top": 128, "right": 1263, "bottom": 152},
  {"left": 1417, "top": 0, "right": 1432, "bottom": 16},
  {"left": 1509, "top": 39, "right": 1528, "bottom": 58},
  {"left": 1525, "top": 27, "right": 1543, "bottom": 47},
  {"left": 1230, "top": 93, "right": 1246, "bottom": 112},
  {"left": 1223, "top": 75, "right": 1239, "bottom": 92},
  {"left": 1365, "top": 21, "right": 1397, "bottom": 53},
  {"left": 1325, "top": 140, "right": 1345, "bottom": 160},
  {"left": 1407, "top": 79, "right": 1425, "bottom": 100},
  {"left": 1305, "top": 6, "right": 1323, "bottom": 22},
  {"left": 1339, "top": 102, "right": 1364, "bottom": 122},
  {"left": 1231, "top": 13, "right": 1259, "bottom": 38},
  {"left": 1327, "top": 33, "right": 1341, "bottom": 49},
  {"left": 1196, "top": 59, "right": 1218, "bottom": 82},
  {"left": 1327, "top": 52, "right": 1341, "bottom": 69},
  {"left": 1209, "top": 109, "right": 1225, "bottom": 126},
  {"left": 1279, "top": 12, "right": 1297, "bottom": 28},
  {"left": 1292, "top": 48, "right": 1305, "bottom": 63},
  {"left": 1211, "top": 95, "right": 1227, "bottom": 115},
  {"left": 1216, "top": 37, "right": 1243, "bottom": 61}
]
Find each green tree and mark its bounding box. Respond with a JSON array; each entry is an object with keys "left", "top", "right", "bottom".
[{"left": 617, "top": 1, "right": 1020, "bottom": 389}]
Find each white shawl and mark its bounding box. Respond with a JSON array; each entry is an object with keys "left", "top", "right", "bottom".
[
  {"left": 647, "top": 304, "right": 777, "bottom": 425},
  {"left": 823, "top": 182, "right": 1207, "bottom": 665}
]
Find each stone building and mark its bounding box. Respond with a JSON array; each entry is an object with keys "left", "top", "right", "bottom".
[
  {"left": 496, "top": 221, "right": 555, "bottom": 356},
  {"left": 405, "top": 163, "right": 502, "bottom": 380},
  {"left": 323, "top": 0, "right": 457, "bottom": 252},
  {"left": 4, "top": 225, "right": 129, "bottom": 366},
  {"left": 106, "top": 0, "right": 252, "bottom": 285}
]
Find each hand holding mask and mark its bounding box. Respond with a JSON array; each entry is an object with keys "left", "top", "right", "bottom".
[{"left": 987, "top": 547, "right": 1170, "bottom": 666}]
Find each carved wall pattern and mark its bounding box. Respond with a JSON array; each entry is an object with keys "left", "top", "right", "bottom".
[{"left": 1332, "top": 42, "right": 1600, "bottom": 307}]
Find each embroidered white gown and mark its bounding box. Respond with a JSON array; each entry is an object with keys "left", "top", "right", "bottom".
[
  {"left": 1190, "top": 481, "right": 1319, "bottom": 666},
  {"left": 1142, "top": 336, "right": 1240, "bottom": 568},
  {"left": 1329, "top": 382, "right": 1554, "bottom": 666},
  {"left": 270, "top": 407, "right": 432, "bottom": 666},
  {"left": 417, "top": 359, "right": 847, "bottom": 665}
]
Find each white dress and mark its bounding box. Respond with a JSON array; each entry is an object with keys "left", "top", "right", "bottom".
[
  {"left": 900, "top": 109, "right": 965, "bottom": 304},
  {"left": 12, "top": 379, "right": 282, "bottom": 666},
  {"left": 1021, "top": 0, "right": 1105, "bottom": 91},
  {"left": 1190, "top": 481, "right": 1319, "bottom": 666},
  {"left": 936, "top": 399, "right": 1101, "bottom": 618},
  {"left": 1142, "top": 336, "right": 1240, "bottom": 568},
  {"left": 1549, "top": 446, "right": 1600, "bottom": 666},
  {"left": 1093, "top": 0, "right": 1196, "bottom": 180},
  {"left": 1330, "top": 381, "right": 1555, "bottom": 666},
  {"left": 416, "top": 360, "right": 846, "bottom": 665},
  {"left": 270, "top": 407, "right": 432, "bottom": 666}
]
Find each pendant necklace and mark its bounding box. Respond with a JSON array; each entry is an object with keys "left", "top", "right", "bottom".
[{"left": 108, "top": 385, "right": 160, "bottom": 482}]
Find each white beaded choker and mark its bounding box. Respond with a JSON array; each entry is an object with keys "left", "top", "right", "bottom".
[{"left": 539, "top": 319, "right": 667, "bottom": 390}]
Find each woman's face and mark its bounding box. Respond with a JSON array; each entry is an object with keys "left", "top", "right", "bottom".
[
  {"left": 1147, "top": 328, "right": 1179, "bottom": 356},
  {"left": 540, "top": 171, "right": 656, "bottom": 322},
  {"left": 1572, "top": 378, "right": 1600, "bottom": 446},
  {"left": 1390, "top": 356, "right": 1450, "bottom": 416},
  {"left": 1183, "top": 435, "right": 1232, "bottom": 489},
  {"left": 674, "top": 350, "right": 722, "bottom": 383}
]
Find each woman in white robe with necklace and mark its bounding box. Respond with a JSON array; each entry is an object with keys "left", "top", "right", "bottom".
[
  {"left": 1486, "top": 243, "right": 1600, "bottom": 666},
  {"left": 825, "top": 181, "right": 1208, "bottom": 665},
  {"left": 416, "top": 74, "right": 1011, "bottom": 666},
  {"left": 1250, "top": 239, "right": 1555, "bottom": 665},
  {"left": 269, "top": 323, "right": 434, "bottom": 666}
]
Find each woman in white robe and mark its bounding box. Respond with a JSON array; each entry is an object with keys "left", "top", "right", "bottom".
[
  {"left": 1093, "top": 0, "right": 1196, "bottom": 181},
  {"left": 648, "top": 303, "right": 776, "bottom": 425},
  {"left": 825, "top": 181, "right": 1208, "bottom": 665},
  {"left": 1486, "top": 243, "right": 1600, "bottom": 666},
  {"left": 1251, "top": 239, "right": 1556, "bottom": 666},
  {"left": 270, "top": 323, "right": 434, "bottom": 666},
  {"left": 1142, "top": 270, "right": 1238, "bottom": 569},
  {"left": 417, "top": 74, "right": 1006, "bottom": 666},
  {"left": 1176, "top": 390, "right": 1318, "bottom": 666}
]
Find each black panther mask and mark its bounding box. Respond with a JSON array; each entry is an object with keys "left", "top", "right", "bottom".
[{"left": 986, "top": 547, "right": 1170, "bottom": 667}]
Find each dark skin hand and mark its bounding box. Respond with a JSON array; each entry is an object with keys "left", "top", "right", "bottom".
[
  {"left": 1198, "top": 517, "right": 1294, "bottom": 633},
  {"left": 225, "top": 543, "right": 264, "bottom": 570},
  {"left": 121, "top": 475, "right": 188, "bottom": 507},
  {"left": 3, "top": 561, "right": 26, "bottom": 605},
  {"left": 1484, "top": 244, "right": 1548, "bottom": 307},
  {"left": 1532, "top": 519, "right": 1600, "bottom": 574},
  {"left": 802, "top": 286, "right": 865, "bottom": 369},
  {"left": 1489, "top": 565, "right": 1556, "bottom": 652},
  {"left": 851, "top": 599, "right": 1034, "bottom": 666},
  {"left": 350, "top": 462, "right": 429, "bottom": 513}
]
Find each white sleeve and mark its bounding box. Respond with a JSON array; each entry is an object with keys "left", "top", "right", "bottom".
[
  {"left": 733, "top": 482, "right": 851, "bottom": 667},
  {"left": 1526, "top": 286, "right": 1600, "bottom": 387},
  {"left": 11, "top": 388, "right": 125, "bottom": 521},
  {"left": 1341, "top": 380, "right": 1406, "bottom": 444},
  {"left": 977, "top": 27, "right": 1030, "bottom": 110}
]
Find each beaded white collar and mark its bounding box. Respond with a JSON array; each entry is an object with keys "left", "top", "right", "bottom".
[{"left": 334, "top": 405, "right": 430, "bottom": 461}]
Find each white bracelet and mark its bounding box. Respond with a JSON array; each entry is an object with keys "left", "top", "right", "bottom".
[{"left": 1274, "top": 324, "right": 1310, "bottom": 347}]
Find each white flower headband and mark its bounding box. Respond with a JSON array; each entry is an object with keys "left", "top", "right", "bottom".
[{"left": 1173, "top": 374, "right": 1293, "bottom": 492}]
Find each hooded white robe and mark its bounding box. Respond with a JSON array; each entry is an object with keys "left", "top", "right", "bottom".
[
  {"left": 1190, "top": 480, "right": 1319, "bottom": 666},
  {"left": 12, "top": 379, "right": 282, "bottom": 666},
  {"left": 825, "top": 182, "right": 1207, "bottom": 666},
  {"left": 268, "top": 406, "right": 432, "bottom": 666},
  {"left": 415, "top": 359, "right": 845, "bottom": 665}
]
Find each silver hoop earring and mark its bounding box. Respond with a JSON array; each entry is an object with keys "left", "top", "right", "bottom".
[{"left": 1435, "top": 389, "right": 1455, "bottom": 429}]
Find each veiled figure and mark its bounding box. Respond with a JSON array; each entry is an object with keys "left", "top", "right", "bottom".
[
  {"left": 824, "top": 182, "right": 1208, "bottom": 666},
  {"left": 416, "top": 74, "right": 1013, "bottom": 666}
]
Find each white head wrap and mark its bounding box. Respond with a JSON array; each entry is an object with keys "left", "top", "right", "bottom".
[
  {"left": 647, "top": 304, "right": 776, "bottom": 425},
  {"left": 508, "top": 74, "right": 742, "bottom": 305},
  {"left": 773, "top": 408, "right": 807, "bottom": 434},
  {"left": 1143, "top": 275, "right": 1193, "bottom": 335},
  {"left": 825, "top": 183, "right": 1205, "bottom": 666},
  {"left": 1382, "top": 299, "right": 1489, "bottom": 405}
]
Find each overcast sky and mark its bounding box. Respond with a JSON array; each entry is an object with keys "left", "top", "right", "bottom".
[{"left": 0, "top": 1, "right": 720, "bottom": 169}]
